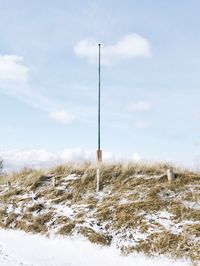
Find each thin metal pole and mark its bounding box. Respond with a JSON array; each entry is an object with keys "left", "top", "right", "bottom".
[
  {"left": 96, "top": 44, "right": 102, "bottom": 193},
  {"left": 96, "top": 43, "right": 102, "bottom": 163},
  {"left": 98, "top": 43, "right": 101, "bottom": 151}
]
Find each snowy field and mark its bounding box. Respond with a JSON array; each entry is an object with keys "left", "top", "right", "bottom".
[{"left": 0, "top": 229, "right": 190, "bottom": 266}]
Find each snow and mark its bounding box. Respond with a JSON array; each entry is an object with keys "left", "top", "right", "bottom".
[
  {"left": 182, "top": 200, "right": 200, "bottom": 210},
  {"left": 0, "top": 229, "right": 190, "bottom": 266},
  {"left": 145, "top": 211, "right": 178, "bottom": 234},
  {"left": 63, "top": 174, "right": 80, "bottom": 181},
  {"left": 52, "top": 204, "right": 74, "bottom": 218}
]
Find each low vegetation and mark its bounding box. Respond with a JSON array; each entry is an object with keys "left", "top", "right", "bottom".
[{"left": 0, "top": 162, "right": 199, "bottom": 265}]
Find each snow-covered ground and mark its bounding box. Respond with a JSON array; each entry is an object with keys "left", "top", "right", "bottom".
[{"left": 0, "top": 229, "right": 190, "bottom": 266}]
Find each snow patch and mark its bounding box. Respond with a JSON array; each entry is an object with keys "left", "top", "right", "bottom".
[{"left": 0, "top": 229, "right": 190, "bottom": 266}]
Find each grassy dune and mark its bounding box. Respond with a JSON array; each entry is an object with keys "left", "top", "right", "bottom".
[{"left": 0, "top": 162, "right": 199, "bottom": 265}]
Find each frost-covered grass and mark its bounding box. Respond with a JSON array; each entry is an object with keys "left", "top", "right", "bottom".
[{"left": 0, "top": 162, "right": 199, "bottom": 265}]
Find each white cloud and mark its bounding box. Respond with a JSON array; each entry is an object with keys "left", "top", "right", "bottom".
[
  {"left": 0, "top": 148, "right": 117, "bottom": 171},
  {"left": 60, "top": 149, "right": 115, "bottom": 162},
  {"left": 132, "top": 153, "right": 141, "bottom": 162},
  {"left": 128, "top": 101, "right": 152, "bottom": 112},
  {"left": 0, "top": 54, "right": 74, "bottom": 125},
  {"left": 134, "top": 120, "right": 151, "bottom": 129},
  {"left": 0, "top": 148, "right": 144, "bottom": 171},
  {"left": 74, "top": 34, "right": 151, "bottom": 65},
  {"left": 0, "top": 55, "right": 29, "bottom": 85},
  {"left": 49, "top": 110, "right": 75, "bottom": 124}
]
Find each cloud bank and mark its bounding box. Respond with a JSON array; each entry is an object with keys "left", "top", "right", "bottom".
[
  {"left": 0, "top": 149, "right": 141, "bottom": 171},
  {"left": 74, "top": 34, "right": 151, "bottom": 65}
]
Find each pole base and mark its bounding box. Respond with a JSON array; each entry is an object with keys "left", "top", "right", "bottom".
[{"left": 96, "top": 150, "right": 102, "bottom": 163}]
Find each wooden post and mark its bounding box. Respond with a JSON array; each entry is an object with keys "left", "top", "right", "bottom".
[
  {"left": 7, "top": 181, "right": 11, "bottom": 189},
  {"left": 96, "top": 150, "right": 102, "bottom": 193},
  {"left": 167, "top": 168, "right": 175, "bottom": 182},
  {"left": 96, "top": 150, "right": 102, "bottom": 162},
  {"left": 52, "top": 176, "right": 56, "bottom": 187}
]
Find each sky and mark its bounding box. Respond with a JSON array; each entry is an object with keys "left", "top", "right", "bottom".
[{"left": 0, "top": 0, "right": 200, "bottom": 170}]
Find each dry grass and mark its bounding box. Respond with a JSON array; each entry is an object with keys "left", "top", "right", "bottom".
[
  {"left": 4, "top": 213, "right": 18, "bottom": 227},
  {"left": 0, "top": 162, "right": 199, "bottom": 264},
  {"left": 0, "top": 173, "right": 11, "bottom": 185},
  {"left": 27, "top": 203, "right": 45, "bottom": 213},
  {"left": 58, "top": 221, "right": 76, "bottom": 235},
  {"left": 17, "top": 220, "right": 48, "bottom": 234},
  {"left": 184, "top": 223, "right": 200, "bottom": 237},
  {"left": 169, "top": 202, "right": 200, "bottom": 222},
  {"left": 49, "top": 162, "right": 92, "bottom": 177},
  {"left": 19, "top": 212, "right": 53, "bottom": 234},
  {"left": 95, "top": 205, "right": 113, "bottom": 223},
  {"left": 53, "top": 215, "right": 71, "bottom": 225},
  {"left": 79, "top": 226, "right": 112, "bottom": 246},
  {"left": 127, "top": 230, "right": 200, "bottom": 263}
]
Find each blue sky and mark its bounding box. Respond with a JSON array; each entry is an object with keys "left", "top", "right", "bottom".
[{"left": 0, "top": 0, "right": 200, "bottom": 169}]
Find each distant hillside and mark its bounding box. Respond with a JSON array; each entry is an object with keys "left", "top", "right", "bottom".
[{"left": 0, "top": 162, "right": 199, "bottom": 265}]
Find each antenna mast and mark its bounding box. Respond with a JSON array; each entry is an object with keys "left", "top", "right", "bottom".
[
  {"left": 97, "top": 43, "right": 102, "bottom": 163},
  {"left": 96, "top": 43, "right": 102, "bottom": 193}
]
